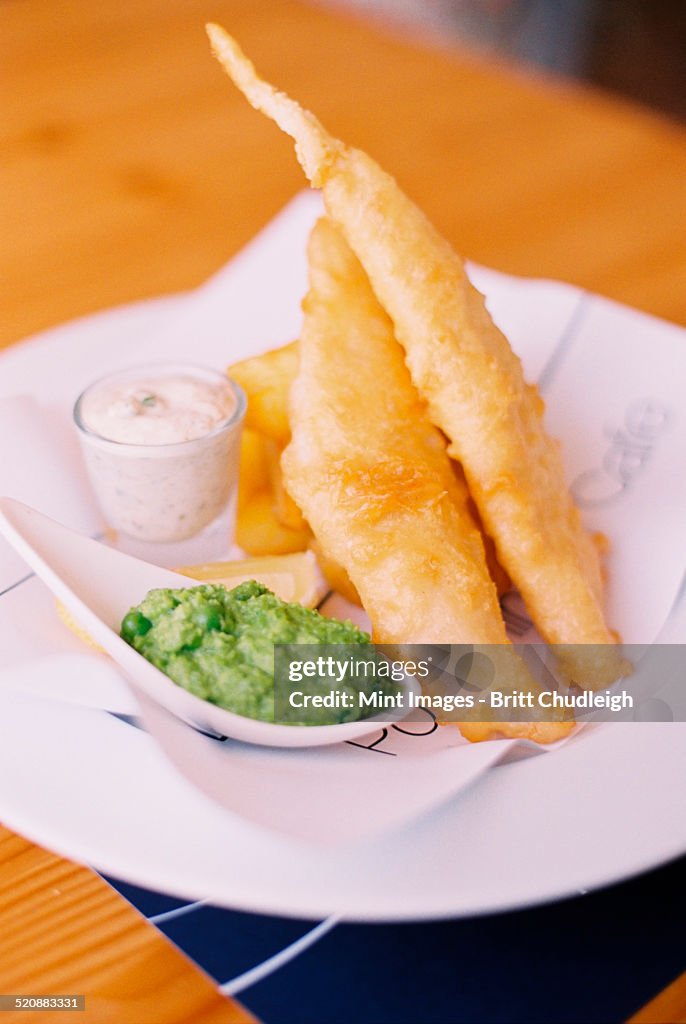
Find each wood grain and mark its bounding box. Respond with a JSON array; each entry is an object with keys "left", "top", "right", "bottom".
[
  {"left": 0, "top": 827, "right": 254, "bottom": 1023},
  {"left": 2, "top": 0, "right": 686, "bottom": 352},
  {"left": 629, "top": 972, "right": 686, "bottom": 1023}
]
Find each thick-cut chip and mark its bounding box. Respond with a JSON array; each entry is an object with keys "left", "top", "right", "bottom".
[
  {"left": 207, "top": 24, "right": 627, "bottom": 690},
  {"left": 236, "top": 420, "right": 310, "bottom": 555},
  {"left": 236, "top": 491, "right": 311, "bottom": 556},
  {"left": 237, "top": 428, "right": 270, "bottom": 510},
  {"left": 282, "top": 217, "right": 571, "bottom": 742},
  {"left": 229, "top": 341, "right": 298, "bottom": 444},
  {"left": 262, "top": 437, "right": 308, "bottom": 531}
]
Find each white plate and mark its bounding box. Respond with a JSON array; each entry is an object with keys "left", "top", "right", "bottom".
[
  {"left": 0, "top": 663, "right": 684, "bottom": 921},
  {"left": 0, "top": 192, "right": 684, "bottom": 920}
]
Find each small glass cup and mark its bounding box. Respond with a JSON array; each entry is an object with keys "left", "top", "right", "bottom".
[{"left": 74, "top": 363, "right": 246, "bottom": 565}]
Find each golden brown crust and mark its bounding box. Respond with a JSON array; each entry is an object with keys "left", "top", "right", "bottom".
[
  {"left": 283, "top": 218, "right": 505, "bottom": 645},
  {"left": 207, "top": 23, "right": 626, "bottom": 689},
  {"left": 282, "top": 218, "right": 572, "bottom": 741}
]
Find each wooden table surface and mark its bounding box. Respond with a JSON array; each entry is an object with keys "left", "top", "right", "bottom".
[{"left": 2, "top": 1, "right": 685, "bottom": 1021}]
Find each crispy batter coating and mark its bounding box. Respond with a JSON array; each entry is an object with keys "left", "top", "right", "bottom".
[
  {"left": 281, "top": 218, "right": 571, "bottom": 742},
  {"left": 282, "top": 219, "right": 500, "bottom": 644},
  {"left": 233, "top": 338, "right": 511, "bottom": 593},
  {"left": 207, "top": 24, "right": 627, "bottom": 689}
]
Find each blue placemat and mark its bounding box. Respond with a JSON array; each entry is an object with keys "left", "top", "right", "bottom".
[{"left": 103, "top": 853, "right": 685, "bottom": 1024}]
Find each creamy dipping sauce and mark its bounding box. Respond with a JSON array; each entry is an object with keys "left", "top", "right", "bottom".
[
  {"left": 79, "top": 375, "right": 236, "bottom": 446},
  {"left": 74, "top": 365, "right": 245, "bottom": 544}
]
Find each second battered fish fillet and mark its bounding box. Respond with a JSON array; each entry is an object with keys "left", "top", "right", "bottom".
[
  {"left": 207, "top": 24, "right": 628, "bottom": 689},
  {"left": 282, "top": 218, "right": 571, "bottom": 742}
]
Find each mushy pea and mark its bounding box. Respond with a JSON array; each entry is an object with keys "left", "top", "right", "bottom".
[{"left": 120, "top": 580, "right": 396, "bottom": 724}]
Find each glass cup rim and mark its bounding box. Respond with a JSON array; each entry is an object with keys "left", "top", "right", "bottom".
[{"left": 73, "top": 361, "right": 246, "bottom": 453}]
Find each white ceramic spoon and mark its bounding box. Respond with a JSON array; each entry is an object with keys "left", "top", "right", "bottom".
[{"left": 0, "top": 497, "right": 413, "bottom": 748}]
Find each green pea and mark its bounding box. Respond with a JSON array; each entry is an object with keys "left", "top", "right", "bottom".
[
  {"left": 121, "top": 610, "right": 153, "bottom": 641},
  {"left": 193, "top": 607, "right": 222, "bottom": 631}
]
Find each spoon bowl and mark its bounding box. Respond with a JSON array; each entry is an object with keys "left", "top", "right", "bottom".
[{"left": 0, "top": 497, "right": 414, "bottom": 747}]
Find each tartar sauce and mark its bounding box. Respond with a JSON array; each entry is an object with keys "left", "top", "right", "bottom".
[
  {"left": 79, "top": 375, "right": 236, "bottom": 446},
  {"left": 74, "top": 365, "right": 245, "bottom": 544}
]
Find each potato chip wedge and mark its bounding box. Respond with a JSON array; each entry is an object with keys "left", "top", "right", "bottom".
[
  {"left": 262, "top": 438, "right": 308, "bottom": 531},
  {"left": 236, "top": 490, "right": 311, "bottom": 556},
  {"left": 229, "top": 341, "right": 298, "bottom": 445},
  {"left": 238, "top": 427, "right": 270, "bottom": 510}
]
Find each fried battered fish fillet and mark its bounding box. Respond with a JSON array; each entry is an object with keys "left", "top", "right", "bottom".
[
  {"left": 282, "top": 217, "right": 571, "bottom": 742},
  {"left": 207, "top": 24, "right": 628, "bottom": 689},
  {"left": 230, "top": 340, "right": 510, "bottom": 597}
]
